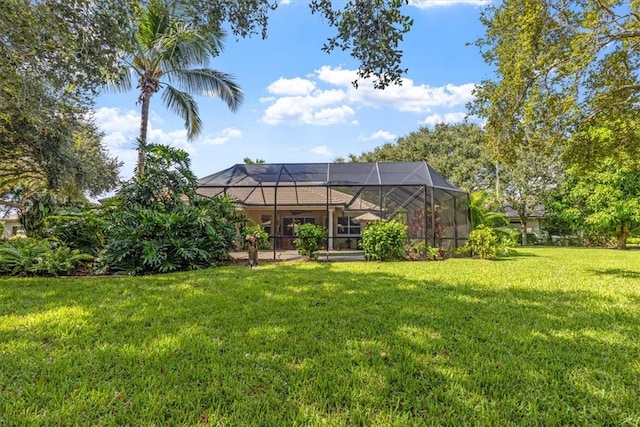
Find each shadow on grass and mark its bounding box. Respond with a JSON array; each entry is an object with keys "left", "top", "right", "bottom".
[
  {"left": 504, "top": 249, "right": 541, "bottom": 257},
  {"left": 1, "top": 261, "right": 639, "bottom": 425},
  {"left": 591, "top": 268, "right": 640, "bottom": 279}
]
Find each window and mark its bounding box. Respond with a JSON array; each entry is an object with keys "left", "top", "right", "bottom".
[
  {"left": 337, "top": 216, "right": 361, "bottom": 236},
  {"left": 282, "top": 217, "right": 315, "bottom": 236},
  {"left": 261, "top": 214, "right": 271, "bottom": 235},
  {"left": 11, "top": 226, "right": 18, "bottom": 236}
]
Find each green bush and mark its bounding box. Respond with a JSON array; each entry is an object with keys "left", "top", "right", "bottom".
[
  {"left": 242, "top": 225, "right": 271, "bottom": 250},
  {"left": 361, "top": 220, "right": 408, "bottom": 261},
  {"left": 627, "top": 237, "right": 640, "bottom": 245},
  {"left": 294, "top": 223, "right": 328, "bottom": 260},
  {"left": 99, "top": 144, "right": 245, "bottom": 275},
  {"left": 43, "top": 205, "right": 109, "bottom": 255},
  {"left": 404, "top": 240, "right": 441, "bottom": 261},
  {"left": 0, "top": 238, "right": 93, "bottom": 276},
  {"left": 100, "top": 196, "right": 241, "bottom": 275},
  {"left": 466, "top": 225, "right": 500, "bottom": 260},
  {"left": 453, "top": 245, "right": 472, "bottom": 258}
]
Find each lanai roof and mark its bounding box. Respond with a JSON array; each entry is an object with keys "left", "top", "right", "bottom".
[{"left": 198, "top": 162, "right": 464, "bottom": 192}]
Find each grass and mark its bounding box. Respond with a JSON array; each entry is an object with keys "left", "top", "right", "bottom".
[{"left": 1, "top": 247, "right": 639, "bottom": 426}]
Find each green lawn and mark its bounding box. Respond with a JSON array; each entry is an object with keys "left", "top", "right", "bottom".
[{"left": 1, "top": 247, "right": 639, "bottom": 426}]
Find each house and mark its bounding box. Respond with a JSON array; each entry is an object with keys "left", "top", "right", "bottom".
[
  {"left": 1, "top": 213, "right": 26, "bottom": 239},
  {"left": 197, "top": 162, "right": 471, "bottom": 258},
  {"left": 504, "top": 204, "right": 546, "bottom": 243}
]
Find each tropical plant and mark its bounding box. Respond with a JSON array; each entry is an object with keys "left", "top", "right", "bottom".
[
  {"left": 294, "top": 223, "right": 328, "bottom": 261},
  {"left": 100, "top": 144, "right": 245, "bottom": 275},
  {"left": 110, "top": 0, "right": 243, "bottom": 175},
  {"left": 469, "top": 191, "right": 518, "bottom": 245},
  {"left": 0, "top": 238, "right": 93, "bottom": 276},
  {"left": 469, "top": 191, "right": 507, "bottom": 229},
  {"left": 404, "top": 240, "right": 441, "bottom": 261},
  {"left": 360, "top": 220, "right": 408, "bottom": 261},
  {"left": 43, "top": 204, "right": 110, "bottom": 256}
]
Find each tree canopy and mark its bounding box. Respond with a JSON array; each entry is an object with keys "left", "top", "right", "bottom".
[
  {"left": 471, "top": 0, "right": 640, "bottom": 168},
  {"left": 348, "top": 122, "right": 495, "bottom": 192},
  {"left": 0, "top": 0, "right": 126, "bottom": 212},
  {"left": 548, "top": 158, "right": 640, "bottom": 249}
]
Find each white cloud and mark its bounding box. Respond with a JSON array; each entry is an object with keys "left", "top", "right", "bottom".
[
  {"left": 261, "top": 89, "right": 349, "bottom": 125},
  {"left": 314, "top": 66, "right": 357, "bottom": 87},
  {"left": 94, "top": 107, "right": 248, "bottom": 179},
  {"left": 351, "top": 80, "right": 475, "bottom": 113},
  {"left": 315, "top": 65, "right": 475, "bottom": 111},
  {"left": 409, "top": 0, "right": 491, "bottom": 8},
  {"left": 359, "top": 130, "right": 398, "bottom": 141},
  {"left": 312, "top": 106, "right": 355, "bottom": 125},
  {"left": 267, "top": 77, "right": 316, "bottom": 96},
  {"left": 421, "top": 111, "right": 468, "bottom": 126},
  {"left": 310, "top": 145, "right": 333, "bottom": 157},
  {"left": 93, "top": 107, "right": 139, "bottom": 147},
  {"left": 201, "top": 127, "right": 243, "bottom": 145},
  {"left": 148, "top": 128, "right": 196, "bottom": 154},
  {"left": 260, "top": 66, "right": 476, "bottom": 126}
]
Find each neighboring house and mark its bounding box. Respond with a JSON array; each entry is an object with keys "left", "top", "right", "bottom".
[
  {"left": 504, "top": 204, "right": 546, "bottom": 242},
  {"left": 1, "top": 213, "right": 26, "bottom": 239},
  {"left": 197, "top": 162, "right": 471, "bottom": 257}
]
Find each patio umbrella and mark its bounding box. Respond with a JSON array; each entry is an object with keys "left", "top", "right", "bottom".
[{"left": 354, "top": 212, "right": 381, "bottom": 224}]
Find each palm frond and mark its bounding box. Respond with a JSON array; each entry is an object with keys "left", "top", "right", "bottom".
[
  {"left": 171, "top": 68, "right": 243, "bottom": 112},
  {"left": 136, "top": 0, "right": 171, "bottom": 49},
  {"left": 160, "top": 85, "right": 202, "bottom": 139},
  {"left": 105, "top": 65, "right": 133, "bottom": 93},
  {"left": 160, "top": 25, "right": 211, "bottom": 70}
]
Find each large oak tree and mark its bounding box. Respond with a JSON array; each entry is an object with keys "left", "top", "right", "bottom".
[{"left": 471, "top": 0, "right": 640, "bottom": 168}]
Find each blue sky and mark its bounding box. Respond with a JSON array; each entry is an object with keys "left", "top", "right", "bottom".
[{"left": 94, "top": 0, "right": 493, "bottom": 180}]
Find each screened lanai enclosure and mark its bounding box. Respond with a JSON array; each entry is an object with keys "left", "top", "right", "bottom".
[{"left": 197, "top": 162, "right": 471, "bottom": 258}]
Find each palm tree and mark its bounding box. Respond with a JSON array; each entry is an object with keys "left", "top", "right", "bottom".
[{"left": 110, "top": 0, "right": 243, "bottom": 176}]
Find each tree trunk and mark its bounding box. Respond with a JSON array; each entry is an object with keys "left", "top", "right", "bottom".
[
  {"left": 519, "top": 210, "right": 528, "bottom": 245},
  {"left": 137, "top": 90, "right": 152, "bottom": 177},
  {"left": 616, "top": 225, "right": 630, "bottom": 249}
]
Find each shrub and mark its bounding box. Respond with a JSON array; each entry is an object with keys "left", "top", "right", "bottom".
[
  {"left": 43, "top": 204, "right": 109, "bottom": 255},
  {"left": 361, "top": 220, "right": 408, "bottom": 261},
  {"left": 0, "top": 238, "right": 93, "bottom": 276},
  {"left": 404, "top": 240, "right": 441, "bottom": 261},
  {"left": 453, "top": 245, "right": 472, "bottom": 258},
  {"left": 466, "top": 225, "right": 499, "bottom": 260},
  {"left": 294, "top": 223, "right": 328, "bottom": 260},
  {"left": 98, "top": 144, "right": 245, "bottom": 275},
  {"left": 242, "top": 225, "right": 270, "bottom": 250},
  {"left": 627, "top": 237, "right": 640, "bottom": 246},
  {"left": 100, "top": 196, "right": 241, "bottom": 275}
]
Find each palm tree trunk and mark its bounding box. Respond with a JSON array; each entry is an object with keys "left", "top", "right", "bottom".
[{"left": 138, "top": 90, "right": 152, "bottom": 177}]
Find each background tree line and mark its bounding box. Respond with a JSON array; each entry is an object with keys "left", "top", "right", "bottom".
[{"left": 347, "top": 121, "right": 640, "bottom": 249}]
